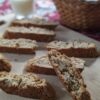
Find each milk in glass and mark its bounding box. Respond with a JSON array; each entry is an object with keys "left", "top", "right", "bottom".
[{"left": 10, "top": 0, "right": 33, "bottom": 19}]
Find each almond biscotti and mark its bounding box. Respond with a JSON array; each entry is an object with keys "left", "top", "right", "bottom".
[
  {"left": 0, "top": 72, "right": 56, "bottom": 100},
  {"left": 0, "top": 38, "right": 38, "bottom": 54},
  {"left": 25, "top": 56, "right": 56, "bottom": 75},
  {"left": 25, "top": 56, "right": 85, "bottom": 75},
  {"left": 11, "top": 18, "right": 58, "bottom": 30},
  {"left": 0, "top": 54, "right": 11, "bottom": 72},
  {"left": 48, "top": 50, "right": 91, "bottom": 100},
  {"left": 47, "top": 40, "right": 98, "bottom": 57},
  {"left": 4, "top": 26, "right": 56, "bottom": 42}
]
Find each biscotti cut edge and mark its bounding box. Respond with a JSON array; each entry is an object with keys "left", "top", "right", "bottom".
[{"left": 48, "top": 50, "right": 91, "bottom": 100}]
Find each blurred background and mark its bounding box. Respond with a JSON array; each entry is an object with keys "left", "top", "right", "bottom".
[
  {"left": 0, "top": 0, "right": 59, "bottom": 21},
  {"left": 0, "top": 0, "right": 100, "bottom": 41}
]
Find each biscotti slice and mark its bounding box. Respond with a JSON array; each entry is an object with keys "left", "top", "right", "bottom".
[
  {"left": 46, "top": 40, "right": 98, "bottom": 57},
  {"left": 4, "top": 26, "right": 56, "bottom": 42},
  {"left": 0, "top": 72, "right": 56, "bottom": 100},
  {"left": 0, "top": 38, "right": 38, "bottom": 54},
  {"left": 0, "top": 54, "right": 11, "bottom": 72},
  {"left": 25, "top": 56, "right": 85, "bottom": 75},
  {"left": 11, "top": 18, "right": 58, "bottom": 30},
  {"left": 25, "top": 56, "right": 56, "bottom": 75},
  {"left": 48, "top": 50, "right": 91, "bottom": 100}
]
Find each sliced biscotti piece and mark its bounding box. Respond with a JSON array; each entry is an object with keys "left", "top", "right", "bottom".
[
  {"left": 4, "top": 26, "right": 56, "bottom": 42},
  {"left": 0, "top": 54, "right": 11, "bottom": 72},
  {"left": 25, "top": 56, "right": 56, "bottom": 75},
  {"left": 0, "top": 38, "right": 38, "bottom": 54},
  {"left": 47, "top": 40, "right": 98, "bottom": 58},
  {"left": 25, "top": 56, "right": 85, "bottom": 75},
  {"left": 0, "top": 72, "right": 56, "bottom": 100},
  {"left": 48, "top": 50, "right": 91, "bottom": 100},
  {"left": 11, "top": 18, "right": 58, "bottom": 30}
]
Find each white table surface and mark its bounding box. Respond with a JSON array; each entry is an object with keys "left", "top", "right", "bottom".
[{"left": 0, "top": 14, "right": 100, "bottom": 100}]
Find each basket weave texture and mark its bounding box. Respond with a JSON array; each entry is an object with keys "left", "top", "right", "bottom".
[{"left": 54, "top": 0, "right": 100, "bottom": 31}]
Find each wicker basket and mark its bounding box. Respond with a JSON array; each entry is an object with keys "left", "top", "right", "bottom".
[{"left": 54, "top": 0, "right": 100, "bottom": 31}]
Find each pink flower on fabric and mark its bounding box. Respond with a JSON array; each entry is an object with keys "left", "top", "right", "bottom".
[{"left": 0, "top": 0, "right": 12, "bottom": 15}]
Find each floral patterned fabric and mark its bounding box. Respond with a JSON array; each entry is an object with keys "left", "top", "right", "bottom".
[
  {"left": 0, "top": 0, "right": 100, "bottom": 41},
  {"left": 0, "top": 0, "right": 12, "bottom": 15},
  {"left": 0, "top": 0, "right": 59, "bottom": 21}
]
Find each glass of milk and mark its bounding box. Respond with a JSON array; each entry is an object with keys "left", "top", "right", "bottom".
[{"left": 10, "top": 0, "right": 33, "bottom": 19}]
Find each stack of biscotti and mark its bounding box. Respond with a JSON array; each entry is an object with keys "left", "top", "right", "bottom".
[
  {"left": 3, "top": 26, "right": 56, "bottom": 42},
  {"left": 25, "top": 56, "right": 85, "bottom": 75},
  {"left": 0, "top": 54, "right": 11, "bottom": 72},
  {"left": 0, "top": 38, "right": 38, "bottom": 54},
  {"left": 0, "top": 72, "right": 56, "bottom": 100},
  {"left": 48, "top": 50, "right": 91, "bottom": 100},
  {"left": 11, "top": 18, "right": 58, "bottom": 30},
  {"left": 46, "top": 40, "right": 98, "bottom": 57}
]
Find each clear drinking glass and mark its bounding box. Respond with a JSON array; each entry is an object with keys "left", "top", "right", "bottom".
[{"left": 10, "top": 0, "right": 33, "bottom": 19}]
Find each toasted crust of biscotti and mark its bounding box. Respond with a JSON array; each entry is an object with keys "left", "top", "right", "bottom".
[
  {"left": 0, "top": 55, "right": 11, "bottom": 72},
  {"left": 0, "top": 72, "right": 56, "bottom": 100},
  {"left": 47, "top": 41, "right": 98, "bottom": 58},
  {"left": 48, "top": 50, "right": 91, "bottom": 100},
  {"left": 11, "top": 18, "right": 58, "bottom": 30},
  {"left": 0, "top": 38, "right": 38, "bottom": 54},
  {"left": 25, "top": 56, "right": 85, "bottom": 75},
  {"left": 4, "top": 26, "right": 56, "bottom": 42}
]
